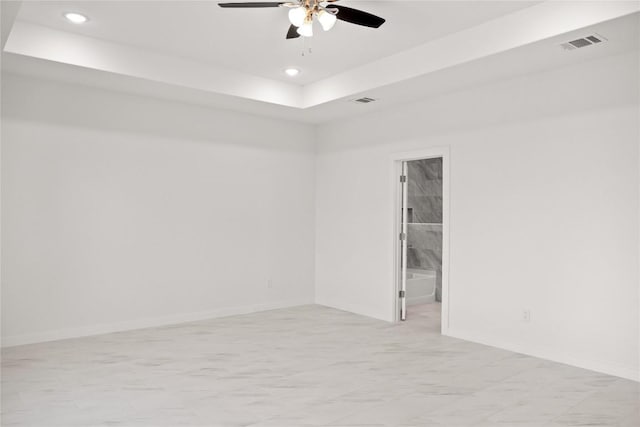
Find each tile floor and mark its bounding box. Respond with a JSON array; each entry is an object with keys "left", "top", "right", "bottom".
[{"left": 2, "top": 304, "right": 638, "bottom": 426}]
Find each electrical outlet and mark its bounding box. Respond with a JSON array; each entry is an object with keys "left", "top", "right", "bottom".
[{"left": 522, "top": 310, "right": 531, "bottom": 322}]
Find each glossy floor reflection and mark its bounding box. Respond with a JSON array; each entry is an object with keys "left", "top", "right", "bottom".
[{"left": 2, "top": 304, "right": 638, "bottom": 426}]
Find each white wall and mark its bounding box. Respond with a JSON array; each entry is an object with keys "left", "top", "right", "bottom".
[
  {"left": 1, "top": 74, "right": 316, "bottom": 346},
  {"left": 2, "top": 51, "right": 638, "bottom": 383},
  {"left": 315, "top": 51, "right": 640, "bottom": 381}
]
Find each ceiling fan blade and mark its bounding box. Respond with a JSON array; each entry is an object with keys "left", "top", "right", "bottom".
[
  {"left": 326, "top": 5, "right": 385, "bottom": 28},
  {"left": 286, "top": 24, "right": 301, "bottom": 39},
  {"left": 218, "top": 2, "right": 283, "bottom": 8}
]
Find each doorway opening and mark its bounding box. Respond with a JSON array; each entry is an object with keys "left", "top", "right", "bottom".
[{"left": 393, "top": 149, "right": 449, "bottom": 332}]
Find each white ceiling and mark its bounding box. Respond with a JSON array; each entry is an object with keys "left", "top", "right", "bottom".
[
  {"left": 2, "top": 1, "right": 639, "bottom": 123},
  {"left": 15, "top": 1, "right": 541, "bottom": 85}
]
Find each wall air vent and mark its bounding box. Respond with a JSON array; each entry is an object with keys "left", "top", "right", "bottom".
[
  {"left": 352, "top": 97, "right": 377, "bottom": 104},
  {"left": 561, "top": 34, "right": 607, "bottom": 51}
]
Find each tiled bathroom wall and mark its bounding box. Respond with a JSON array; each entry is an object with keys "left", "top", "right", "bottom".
[{"left": 407, "top": 158, "right": 443, "bottom": 301}]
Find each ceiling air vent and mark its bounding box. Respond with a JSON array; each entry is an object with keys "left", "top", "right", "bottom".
[
  {"left": 352, "top": 97, "right": 377, "bottom": 104},
  {"left": 561, "top": 34, "right": 607, "bottom": 51}
]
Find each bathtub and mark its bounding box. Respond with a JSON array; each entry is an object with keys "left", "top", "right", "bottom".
[{"left": 406, "top": 269, "right": 437, "bottom": 305}]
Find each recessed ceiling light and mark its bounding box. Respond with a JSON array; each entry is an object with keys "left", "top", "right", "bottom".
[
  {"left": 284, "top": 68, "right": 300, "bottom": 77},
  {"left": 63, "top": 12, "right": 88, "bottom": 24}
]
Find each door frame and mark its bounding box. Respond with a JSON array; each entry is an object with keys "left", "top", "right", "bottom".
[{"left": 391, "top": 147, "right": 450, "bottom": 333}]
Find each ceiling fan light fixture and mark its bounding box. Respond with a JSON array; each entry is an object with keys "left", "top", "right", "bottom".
[
  {"left": 296, "top": 20, "right": 313, "bottom": 37},
  {"left": 288, "top": 6, "right": 306, "bottom": 27},
  {"left": 317, "top": 9, "right": 336, "bottom": 31}
]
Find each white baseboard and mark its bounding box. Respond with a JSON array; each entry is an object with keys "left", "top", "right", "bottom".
[
  {"left": 446, "top": 328, "right": 639, "bottom": 382},
  {"left": 1, "top": 298, "right": 314, "bottom": 348},
  {"left": 314, "top": 298, "right": 392, "bottom": 322}
]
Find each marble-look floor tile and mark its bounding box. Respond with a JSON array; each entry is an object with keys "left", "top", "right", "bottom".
[{"left": 2, "top": 303, "right": 638, "bottom": 427}]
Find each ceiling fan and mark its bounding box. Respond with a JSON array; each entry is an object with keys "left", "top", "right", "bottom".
[{"left": 218, "top": 1, "right": 386, "bottom": 39}]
